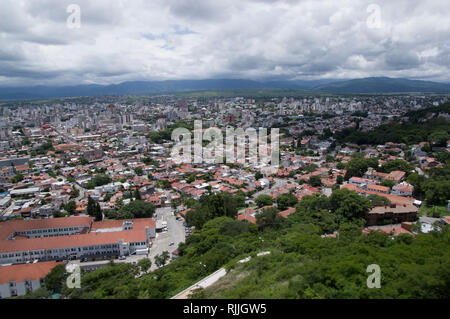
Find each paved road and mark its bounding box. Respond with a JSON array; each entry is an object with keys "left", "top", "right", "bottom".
[
  {"left": 171, "top": 252, "right": 271, "bottom": 299},
  {"left": 148, "top": 207, "right": 185, "bottom": 270},
  {"left": 171, "top": 268, "right": 228, "bottom": 299},
  {"left": 419, "top": 216, "right": 441, "bottom": 224},
  {"left": 67, "top": 207, "right": 186, "bottom": 271},
  {"left": 72, "top": 183, "right": 85, "bottom": 202}
]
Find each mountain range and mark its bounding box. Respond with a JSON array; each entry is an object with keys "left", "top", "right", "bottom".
[{"left": 0, "top": 77, "right": 449, "bottom": 101}]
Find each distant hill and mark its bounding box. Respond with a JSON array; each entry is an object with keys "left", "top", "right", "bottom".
[
  {"left": 313, "top": 77, "right": 450, "bottom": 94},
  {"left": 0, "top": 79, "right": 337, "bottom": 101},
  {"left": 0, "top": 77, "right": 449, "bottom": 101}
]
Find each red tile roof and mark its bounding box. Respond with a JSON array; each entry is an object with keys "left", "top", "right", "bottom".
[
  {"left": 0, "top": 261, "right": 62, "bottom": 285},
  {"left": 279, "top": 207, "right": 296, "bottom": 218},
  {"left": 0, "top": 217, "right": 93, "bottom": 241}
]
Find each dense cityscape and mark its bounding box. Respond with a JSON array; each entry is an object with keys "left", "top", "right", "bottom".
[
  {"left": 0, "top": 92, "right": 449, "bottom": 299},
  {"left": 1, "top": 0, "right": 450, "bottom": 309}
]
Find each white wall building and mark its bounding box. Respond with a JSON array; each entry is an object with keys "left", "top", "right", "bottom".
[{"left": 0, "top": 261, "right": 61, "bottom": 298}]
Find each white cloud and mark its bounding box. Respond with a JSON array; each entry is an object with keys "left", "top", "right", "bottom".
[{"left": 0, "top": 0, "right": 449, "bottom": 86}]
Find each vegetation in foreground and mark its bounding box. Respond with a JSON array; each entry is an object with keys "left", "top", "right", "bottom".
[{"left": 20, "top": 187, "right": 450, "bottom": 300}]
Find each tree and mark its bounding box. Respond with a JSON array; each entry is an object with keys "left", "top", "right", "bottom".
[
  {"left": 255, "top": 194, "right": 273, "bottom": 208},
  {"left": 134, "top": 167, "right": 143, "bottom": 176},
  {"left": 423, "top": 180, "right": 450, "bottom": 205},
  {"left": 155, "top": 251, "right": 170, "bottom": 268},
  {"left": 87, "top": 196, "right": 96, "bottom": 217},
  {"left": 118, "top": 200, "right": 155, "bottom": 219},
  {"left": 159, "top": 180, "right": 171, "bottom": 189},
  {"left": 367, "top": 194, "right": 390, "bottom": 207},
  {"left": 65, "top": 201, "right": 76, "bottom": 214},
  {"left": 184, "top": 198, "right": 198, "bottom": 208},
  {"left": 189, "top": 288, "right": 207, "bottom": 299},
  {"left": 276, "top": 193, "right": 299, "bottom": 210},
  {"left": 70, "top": 187, "right": 79, "bottom": 199},
  {"left": 344, "top": 158, "right": 378, "bottom": 180},
  {"left": 115, "top": 197, "right": 124, "bottom": 210},
  {"left": 44, "top": 264, "right": 67, "bottom": 293},
  {"left": 329, "top": 188, "right": 371, "bottom": 222},
  {"left": 219, "top": 219, "right": 253, "bottom": 237},
  {"left": 94, "top": 202, "right": 102, "bottom": 221},
  {"left": 185, "top": 193, "right": 240, "bottom": 229},
  {"left": 137, "top": 258, "right": 152, "bottom": 273},
  {"left": 407, "top": 173, "right": 427, "bottom": 198},
  {"left": 303, "top": 164, "right": 318, "bottom": 173},
  {"left": 289, "top": 194, "right": 337, "bottom": 233},
  {"left": 185, "top": 208, "right": 210, "bottom": 230},
  {"left": 256, "top": 207, "right": 284, "bottom": 231},
  {"left": 336, "top": 175, "right": 344, "bottom": 185},
  {"left": 87, "top": 174, "right": 112, "bottom": 189},
  {"left": 381, "top": 160, "right": 413, "bottom": 173},
  {"left": 381, "top": 179, "right": 395, "bottom": 189},
  {"left": 428, "top": 131, "right": 449, "bottom": 146},
  {"left": 326, "top": 155, "right": 335, "bottom": 162},
  {"left": 255, "top": 171, "right": 263, "bottom": 180},
  {"left": 134, "top": 188, "right": 142, "bottom": 200},
  {"left": 10, "top": 173, "right": 24, "bottom": 183},
  {"left": 308, "top": 175, "right": 322, "bottom": 187},
  {"left": 52, "top": 210, "right": 63, "bottom": 218},
  {"left": 87, "top": 196, "right": 102, "bottom": 221}
]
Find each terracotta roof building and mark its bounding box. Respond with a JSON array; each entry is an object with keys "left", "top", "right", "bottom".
[
  {"left": 0, "top": 217, "right": 156, "bottom": 265},
  {"left": 0, "top": 261, "right": 62, "bottom": 298},
  {"left": 365, "top": 204, "right": 418, "bottom": 226}
]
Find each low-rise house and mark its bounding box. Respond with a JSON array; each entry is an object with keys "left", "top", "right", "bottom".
[
  {"left": 385, "top": 170, "right": 406, "bottom": 183},
  {"left": 363, "top": 222, "right": 414, "bottom": 236},
  {"left": 38, "top": 205, "right": 54, "bottom": 218},
  {"left": 349, "top": 177, "right": 377, "bottom": 187},
  {"left": 365, "top": 204, "right": 418, "bottom": 226},
  {"left": 366, "top": 184, "right": 390, "bottom": 194},
  {"left": 237, "top": 208, "right": 258, "bottom": 224},
  {"left": 392, "top": 182, "right": 414, "bottom": 197},
  {"left": 279, "top": 207, "right": 296, "bottom": 219}
]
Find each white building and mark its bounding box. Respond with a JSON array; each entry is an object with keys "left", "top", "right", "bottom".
[
  {"left": 0, "top": 217, "right": 156, "bottom": 265},
  {"left": 0, "top": 261, "right": 61, "bottom": 298}
]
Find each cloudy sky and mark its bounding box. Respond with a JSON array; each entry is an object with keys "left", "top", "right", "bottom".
[{"left": 1, "top": 0, "right": 449, "bottom": 86}]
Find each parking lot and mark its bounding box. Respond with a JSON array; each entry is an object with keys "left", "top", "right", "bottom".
[
  {"left": 148, "top": 207, "right": 186, "bottom": 270},
  {"left": 67, "top": 207, "right": 187, "bottom": 272}
]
